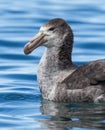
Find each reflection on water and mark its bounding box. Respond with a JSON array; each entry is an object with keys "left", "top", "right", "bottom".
[
  {"left": 40, "top": 100, "right": 105, "bottom": 130},
  {"left": 1, "top": 0, "right": 105, "bottom": 129}
]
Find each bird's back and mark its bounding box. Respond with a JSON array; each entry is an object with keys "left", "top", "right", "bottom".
[{"left": 62, "top": 59, "right": 105, "bottom": 90}]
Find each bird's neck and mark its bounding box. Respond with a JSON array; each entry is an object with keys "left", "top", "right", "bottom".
[
  {"left": 43, "top": 47, "right": 73, "bottom": 71},
  {"left": 37, "top": 46, "right": 75, "bottom": 100}
]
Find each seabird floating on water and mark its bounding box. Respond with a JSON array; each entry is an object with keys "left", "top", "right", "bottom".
[{"left": 24, "top": 18, "right": 105, "bottom": 103}]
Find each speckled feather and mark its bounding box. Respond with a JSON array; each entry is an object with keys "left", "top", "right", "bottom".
[{"left": 24, "top": 18, "right": 105, "bottom": 103}]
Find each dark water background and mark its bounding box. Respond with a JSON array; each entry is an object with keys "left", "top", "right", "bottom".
[{"left": 1, "top": 0, "right": 105, "bottom": 129}]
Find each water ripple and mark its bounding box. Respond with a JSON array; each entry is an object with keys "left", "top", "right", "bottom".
[{"left": 1, "top": 0, "right": 105, "bottom": 130}]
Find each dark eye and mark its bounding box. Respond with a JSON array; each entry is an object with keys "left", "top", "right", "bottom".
[{"left": 48, "top": 27, "right": 55, "bottom": 31}]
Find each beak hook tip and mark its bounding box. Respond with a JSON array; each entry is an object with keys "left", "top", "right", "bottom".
[{"left": 24, "top": 44, "right": 30, "bottom": 55}]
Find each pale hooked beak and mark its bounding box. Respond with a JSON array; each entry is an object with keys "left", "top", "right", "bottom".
[{"left": 24, "top": 32, "right": 46, "bottom": 55}]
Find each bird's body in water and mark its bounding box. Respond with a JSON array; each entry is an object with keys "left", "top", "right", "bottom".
[{"left": 24, "top": 18, "right": 105, "bottom": 103}]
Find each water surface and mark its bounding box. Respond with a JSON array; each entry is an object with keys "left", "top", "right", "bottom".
[{"left": 0, "top": 0, "right": 105, "bottom": 129}]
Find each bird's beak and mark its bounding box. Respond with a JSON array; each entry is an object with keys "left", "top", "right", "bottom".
[{"left": 24, "top": 32, "right": 46, "bottom": 55}]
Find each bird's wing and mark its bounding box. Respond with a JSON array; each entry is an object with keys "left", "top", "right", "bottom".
[{"left": 61, "top": 59, "right": 105, "bottom": 89}]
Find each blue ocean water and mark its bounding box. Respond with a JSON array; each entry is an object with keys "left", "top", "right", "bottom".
[{"left": 1, "top": 0, "right": 105, "bottom": 129}]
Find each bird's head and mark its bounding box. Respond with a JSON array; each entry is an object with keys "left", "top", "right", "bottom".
[{"left": 24, "top": 18, "right": 73, "bottom": 55}]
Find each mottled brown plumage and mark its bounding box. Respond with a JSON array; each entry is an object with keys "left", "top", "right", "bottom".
[{"left": 24, "top": 18, "right": 105, "bottom": 103}]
